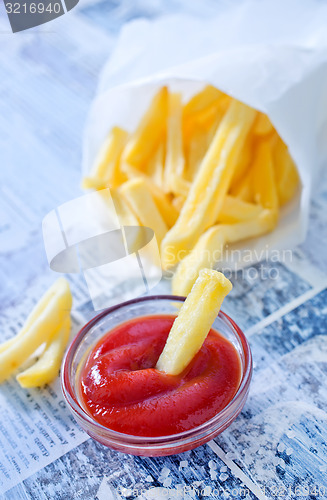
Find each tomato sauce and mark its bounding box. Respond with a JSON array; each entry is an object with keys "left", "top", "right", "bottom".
[{"left": 80, "top": 315, "right": 241, "bottom": 437}]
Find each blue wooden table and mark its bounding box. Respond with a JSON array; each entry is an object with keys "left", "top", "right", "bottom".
[{"left": 0, "top": 1, "right": 326, "bottom": 498}]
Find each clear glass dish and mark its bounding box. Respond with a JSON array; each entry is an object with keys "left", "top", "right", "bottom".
[{"left": 61, "top": 295, "right": 252, "bottom": 457}]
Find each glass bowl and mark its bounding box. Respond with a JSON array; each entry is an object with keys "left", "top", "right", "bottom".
[{"left": 61, "top": 295, "right": 252, "bottom": 457}]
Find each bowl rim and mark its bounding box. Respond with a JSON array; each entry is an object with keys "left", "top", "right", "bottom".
[{"left": 61, "top": 294, "right": 252, "bottom": 446}]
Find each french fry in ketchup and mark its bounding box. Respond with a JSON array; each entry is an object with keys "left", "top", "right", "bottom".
[{"left": 157, "top": 269, "right": 232, "bottom": 376}]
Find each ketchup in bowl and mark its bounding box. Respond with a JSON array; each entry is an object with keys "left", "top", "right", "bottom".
[{"left": 79, "top": 315, "right": 241, "bottom": 437}]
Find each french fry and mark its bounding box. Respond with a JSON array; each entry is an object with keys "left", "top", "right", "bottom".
[
  {"left": 251, "top": 139, "right": 279, "bottom": 217},
  {"left": 16, "top": 316, "right": 71, "bottom": 388},
  {"left": 161, "top": 100, "right": 257, "bottom": 269},
  {"left": 164, "top": 92, "right": 185, "bottom": 193},
  {"left": 222, "top": 209, "right": 277, "bottom": 240},
  {"left": 182, "top": 90, "right": 231, "bottom": 155},
  {"left": 217, "top": 195, "right": 262, "bottom": 223},
  {"left": 95, "top": 187, "right": 141, "bottom": 228},
  {"left": 172, "top": 193, "right": 261, "bottom": 224},
  {"left": 253, "top": 112, "right": 274, "bottom": 136},
  {"left": 183, "top": 92, "right": 230, "bottom": 150},
  {"left": 170, "top": 176, "right": 191, "bottom": 198},
  {"left": 184, "top": 112, "right": 221, "bottom": 182},
  {"left": 94, "top": 188, "right": 147, "bottom": 254},
  {"left": 0, "top": 278, "right": 72, "bottom": 383},
  {"left": 273, "top": 136, "right": 300, "bottom": 206},
  {"left": 172, "top": 195, "right": 185, "bottom": 212},
  {"left": 121, "top": 163, "right": 179, "bottom": 228},
  {"left": 172, "top": 209, "right": 277, "bottom": 296},
  {"left": 193, "top": 95, "right": 230, "bottom": 130},
  {"left": 157, "top": 269, "right": 232, "bottom": 375},
  {"left": 97, "top": 188, "right": 147, "bottom": 254},
  {"left": 120, "top": 178, "right": 168, "bottom": 244},
  {"left": 229, "top": 135, "right": 253, "bottom": 189},
  {"left": 82, "top": 126, "right": 128, "bottom": 189},
  {"left": 0, "top": 278, "right": 71, "bottom": 354},
  {"left": 148, "top": 186, "right": 179, "bottom": 229},
  {"left": 183, "top": 85, "right": 224, "bottom": 121},
  {"left": 123, "top": 86, "right": 168, "bottom": 167},
  {"left": 111, "top": 189, "right": 140, "bottom": 226},
  {"left": 169, "top": 192, "right": 261, "bottom": 224},
  {"left": 184, "top": 127, "right": 210, "bottom": 182},
  {"left": 82, "top": 176, "right": 105, "bottom": 191},
  {"left": 229, "top": 168, "right": 253, "bottom": 202},
  {"left": 183, "top": 97, "right": 231, "bottom": 148},
  {"left": 146, "top": 142, "right": 165, "bottom": 188}
]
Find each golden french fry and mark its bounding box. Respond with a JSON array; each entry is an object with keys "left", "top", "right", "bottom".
[
  {"left": 111, "top": 189, "right": 140, "bottom": 226},
  {"left": 184, "top": 114, "right": 220, "bottom": 182},
  {"left": 148, "top": 185, "right": 179, "bottom": 229},
  {"left": 123, "top": 86, "right": 168, "bottom": 167},
  {"left": 273, "top": 136, "right": 300, "bottom": 206},
  {"left": 120, "top": 178, "right": 168, "bottom": 244},
  {"left": 183, "top": 96, "right": 231, "bottom": 144},
  {"left": 183, "top": 92, "right": 230, "bottom": 148},
  {"left": 146, "top": 142, "right": 165, "bottom": 188},
  {"left": 0, "top": 278, "right": 71, "bottom": 354},
  {"left": 217, "top": 195, "right": 262, "bottom": 223},
  {"left": 106, "top": 189, "right": 147, "bottom": 254},
  {"left": 82, "top": 126, "right": 128, "bottom": 190},
  {"left": 164, "top": 92, "right": 185, "bottom": 193},
  {"left": 121, "top": 161, "right": 145, "bottom": 180},
  {"left": 157, "top": 269, "right": 232, "bottom": 375},
  {"left": 183, "top": 85, "right": 224, "bottom": 120},
  {"left": 170, "top": 176, "right": 191, "bottom": 198},
  {"left": 161, "top": 100, "right": 257, "bottom": 269},
  {"left": 172, "top": 195, "right": 185, "bottom": 212},
  {"left": 82, "top": 176, "right": 106, "bottom": 190},
  {"left": 94, "top": 188, "right": 146, "bottom": 254},
  {"left": 0, "top": 278, "right": 72, "bottom": 383},
  {"left": 252, "top": 139, "right": 279, "bottom": 215},
  {"left": 122, "top": 163, "right": 179, "bottom": 228},
  {"left": 229, "top": 135, "right": 253, "bottom": 189},
  {"left": 184, "top": 128, "right": 210, "bottom": 182},
  {"left": 222, "top": 208, "right": 277, "bottom": 241},
  {"left": 169, "top": 193, "right": 259, "bottom": 225},
  {"left": 82, "top": 168, "right": 127, "bottom": 191},
  {"left": 252, "top": 112, "right": 274, "bottom": 136},
  {"left": 192, "top": 96, "right": 230, "bottom": 130},
  {"left": 229, "top": 168, "right": 253, "bottom": 202},
  {"left": 95, "top": 187, "right": 141, "bottom": 228},
  {"left": 16, "top": 316, "right": 71, "bottom": 388},
  {"left": 183, "top": 86, "right": 230, "bottom": 138},
  {"left": 172, "top": 209, "right": 277, "bottom": 296}
]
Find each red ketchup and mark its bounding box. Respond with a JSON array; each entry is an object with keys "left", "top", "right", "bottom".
[{"left": 80, "top": 315, "right": 241, "bottom": 437}]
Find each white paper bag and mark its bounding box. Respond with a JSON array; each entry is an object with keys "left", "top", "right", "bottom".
[{"left": 83, "top": 1, "right": 327, "bottom": 270}]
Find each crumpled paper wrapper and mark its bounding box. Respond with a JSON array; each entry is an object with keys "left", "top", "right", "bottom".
[{"left": 83, "top": 0, "right": 327, "bottom": 270}]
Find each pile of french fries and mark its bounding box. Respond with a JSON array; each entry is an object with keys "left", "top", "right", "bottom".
[
  {"left": 82, "top": 84, "right": 300, "bottom": 296},
  {"left": 0, "top": 278, "right": 72, "bottom": 387}
]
